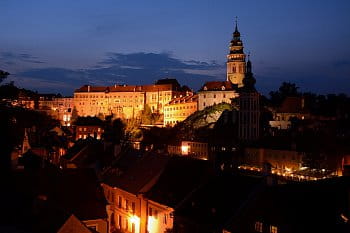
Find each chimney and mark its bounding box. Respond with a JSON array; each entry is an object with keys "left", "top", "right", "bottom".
[{"left": 87, "top": 85, "right": 91, "bottom": 92}]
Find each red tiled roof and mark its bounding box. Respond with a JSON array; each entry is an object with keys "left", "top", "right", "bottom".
[
  {"left": 75, "top": 83, "right": 179, "bottom": 93},
  {"left": 167, "top": 94, "right": 198, "bottom": 105},
  {"left": 200, "top": 81, "right": 235, "bottom": 91}
]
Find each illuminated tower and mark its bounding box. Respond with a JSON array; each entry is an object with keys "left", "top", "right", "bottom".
[{"left": 227, "top": 19, "right": 246, "bottom": 87}]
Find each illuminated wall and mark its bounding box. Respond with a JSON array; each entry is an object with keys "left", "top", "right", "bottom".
[
  {"left": 244, "top": 147, "right": 304, "bottom": 172},
  {"left": 198, "top": 90, "right": 238, "bottom": 111},
  {"left": 163, "top": 94, "right": 198, "bottom": 126},
  {"left": 102, "top": 184, "right": 174, "bottom": 233}
]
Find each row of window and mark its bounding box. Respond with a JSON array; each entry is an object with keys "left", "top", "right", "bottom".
[
  {"left": 164, "top": 120, "right": 180, "bottom": 125},
  {"left": 78, "top": 134, "right": 101, "bottom": 139},
  {"left": 203, "top": 93, "right": 228, "bottom": 99},
  {"left": 187, "top": 143, "right": 207, "bottom": 148},
  {"left": 165, "top": 105, "right": 196, "bottom": 111},
  {"left": 78, "top": 127, "right": 101, "bottom": 132},
  {"left": 75, "top": 94, "right": 143, "bottom": 99},
  {"left": 165, "top": 112, "right": 191, "bottom": 117},
  {"left": 255, "top": 221, "right": 278, "bottom": 233}
]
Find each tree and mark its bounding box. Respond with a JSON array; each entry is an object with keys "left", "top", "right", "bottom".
[
  {"left": 103, "top": 118, "right": 125, "bottom": 144},
  {"left": 140, "top": 104, "right": 161, "bottom": 125},
  {"left": 269, "top": 82, "right": 300, "bottom": 106},
  {"left": 0, "top": 70, "right": 10, "bottom": 83}
]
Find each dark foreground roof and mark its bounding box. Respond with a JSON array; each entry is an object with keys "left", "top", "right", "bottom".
[
  {"left": 0, "top": 167, "right": 107, "bottom": 233},
  {"left": 102, "top": 151, "right": 170, "bottom": 194},
  {"left": 224, "top": 176, "right": 350, "bottom": 233},
  {"left": 175, "top": 173, "right": 262, "bottom": 232},
  {"left": 145, "top": 157, "right": 212, "bottom": 208}
]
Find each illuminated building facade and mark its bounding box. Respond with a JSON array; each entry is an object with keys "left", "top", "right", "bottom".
[
  {"left": 163, "top": 94, "right": 197, "bottom": 126},
  {"left": 102, "top": 154, "right": 174, "bottom": 233},
  {"left": 244, "top": 147, "right": 304, "bottom": 173},
  {"left": 37, "top": 96, "right": 74, "bottom": 126},
  {"left": 227, "top": 20, "right": 246, "bottom": 87},
  {"left": 74, "top": 79, "right": 186, "bottom": 119},
  {"left": 198, "top": 81, "right": 239, "bottom": 111},
  {"left": 76, "top": 125, "right": 104, "bottom": 140},
  {"left": 168, "top": 141, "right": 209, "bottom": 160}
]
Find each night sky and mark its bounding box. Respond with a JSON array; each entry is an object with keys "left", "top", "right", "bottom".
[{"left": 1, "top": 0, "right": 349, "bottom": 96}]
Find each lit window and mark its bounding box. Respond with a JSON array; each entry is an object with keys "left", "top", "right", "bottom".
[
  {"left": 255, "top": 221, "right": 263, "bottom": 232},
  {"left": 270, "top": 225, "right": 278, "bottom": 233}
]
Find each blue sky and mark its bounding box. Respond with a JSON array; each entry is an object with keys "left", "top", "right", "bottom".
[{"left": 0, "top": 0, "right": 349, "bottom": 95}]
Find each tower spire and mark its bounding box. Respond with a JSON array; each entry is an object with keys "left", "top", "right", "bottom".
[{"left": 235, "top": 16, "right": 238, "bottom": 32}]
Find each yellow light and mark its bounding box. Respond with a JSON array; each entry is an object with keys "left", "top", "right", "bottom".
[
  {"left": 147, "top": 216, "right": 158, "bottom": 233},
  {"left": 181, "top": 145, "right": 189, "bottom": 155},
  {"left": 129, "top": 215, "right": 140, "bottom": 232}
]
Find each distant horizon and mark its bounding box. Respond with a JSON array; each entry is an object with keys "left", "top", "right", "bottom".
[{"left": 1, "top": 0, "right": 349, "bottom": 95}]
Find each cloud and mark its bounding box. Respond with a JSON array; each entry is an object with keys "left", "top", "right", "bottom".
[
  {"left": 99, "top": 52, "right": 221, "bottom": 70},
  {"left": 14, "top": 52, "right": 222, "bottom": 95},
  {"left": 0, "top": 52, "right": 45, "bottom": 65}
]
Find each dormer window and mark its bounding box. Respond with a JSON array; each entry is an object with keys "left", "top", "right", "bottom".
[
  {"left": 222, "top": 86, "right": 226, "bottom": 90},
  {"left": 203, "top": 86, "right": 207, "bottom": 91}
]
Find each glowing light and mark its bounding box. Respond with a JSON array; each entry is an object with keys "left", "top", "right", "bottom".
[
  {"left": 181, "top": 145, "right": 189, "bottom": 155},
  {"left": 129, "top": 215, "right": 140, "bottom": 233},
  {"left": 147, "top": 216, "right": 158, "bottom": 233}
]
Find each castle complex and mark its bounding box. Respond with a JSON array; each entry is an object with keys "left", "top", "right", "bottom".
[{"left": 28, "top": 20, "right": 259, "bottom": 140}]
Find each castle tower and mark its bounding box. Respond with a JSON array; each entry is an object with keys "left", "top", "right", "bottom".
[
  {"left": 227, "top": 19, "right": 246, "bottom": 87},
  {"left": 238, "top": 56, "right": 260, "bottom": 141}
]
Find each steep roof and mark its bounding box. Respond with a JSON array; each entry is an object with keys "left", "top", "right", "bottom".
[
  {"left": 102, "top": 151, "right": 170, "bottom": 194},
  {"left": 145, "top": 157, "right": 212, "bottom": 208},
  {"left": 3, "top": 167, "right": 106, "bottom": 233},
  {"left": 57, "top": 215, "right": 93, "bottom": 233},
  {"left": 167, "top": 94, "right": 198, "bottom": 105},
  {"left": 199, "top": 81, "right": 236, "bottom": 91}
]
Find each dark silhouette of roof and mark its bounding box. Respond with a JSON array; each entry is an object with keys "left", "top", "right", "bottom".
[
  {"left": 102, "top": 151, "right": 170, "bottom": 194},
  {"left": 175, "top": 173, "right": 262, "bottom": 231},
  {"left": 224, "top": 176, "right": 350, "bottom": 233},
  {"left": 57, "top": 215, "right": 94, "bottom": 233},
  {"left": 145, "top": 157, "right": 212, "bottom": 208},
  {"left": 4, "top": 167, "right": 107, "bottom": 232}
]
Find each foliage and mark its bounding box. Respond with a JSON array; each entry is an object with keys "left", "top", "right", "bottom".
[
  {"left": 0, "top": 70, "right": 10, "bottom": 83},
  {"left": 0, "top": 105, "right": 59, "bottom": 172},
  {"left": 269, "top": 82, "right": 301, "bottom": 106},
  {"left": 140, "top": 104, "right": 161, "bottom": 125},
  {"left": 124, "top": 118, "right": 143, "bottom": 141}
]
